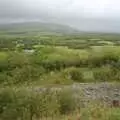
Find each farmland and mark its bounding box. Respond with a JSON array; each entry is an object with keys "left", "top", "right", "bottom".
[{"left": 0, "top": 23, "right": 120, "bottom": 120}]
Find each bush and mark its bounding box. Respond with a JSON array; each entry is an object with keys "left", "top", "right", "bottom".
[
  {"left": 0, "top": 88, "right": 59, "bottom": 120},
  {"left": 63, "top": 67, "right": 84, "bottom": 82},
  {"left": 93, "top": 66, "right": 114, "bottom": 82},
  {"left": 0, "top": 88, "right": 120, "bottom": 120},
  {"left": 57, "top": 90, "right": 76, "bottom": 114},
  {"left": 89, "top": 46, "right": 120, "bottom": 67},
  {"left": 0, "top": 52, "right": 9, "bottom": 72},
  {"left": 11, "top": 65, "right": 44, "bottom": 84}
]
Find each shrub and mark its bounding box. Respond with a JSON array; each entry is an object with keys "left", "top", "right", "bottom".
[
  {"left": 0, "top": 52, "right": 9, "bottom": 71},
  {"left": 57, "top": 90, "right": 76, "bottom": 114},
  {"left": 0, "top": 88, "right": 59, "bottom": 120},
  {"left": 89, "top": 46, "right": 120, "bottom": 67},
  {"left": 93, "top": 66, "right": 114, "bottom": 82},
  {"left": 63, "top": 67, "right": 84, "bottom": 82}
]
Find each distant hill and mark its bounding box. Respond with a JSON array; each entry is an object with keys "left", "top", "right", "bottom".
[{"left": 0, "top": 22, "right": 80, "bottom": 35}]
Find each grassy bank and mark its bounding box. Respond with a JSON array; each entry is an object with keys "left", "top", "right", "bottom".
[{"left": 0, "top": 87, "right": 120, "bottom": 120}]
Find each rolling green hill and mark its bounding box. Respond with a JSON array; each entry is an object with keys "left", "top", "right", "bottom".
[{"left": 0, "top": 22, "right": 80, "bottom": 35}]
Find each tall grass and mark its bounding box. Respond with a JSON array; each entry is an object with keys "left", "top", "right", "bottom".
[{"left": 0, "top": 88, "right": 119, "bottom": 120}]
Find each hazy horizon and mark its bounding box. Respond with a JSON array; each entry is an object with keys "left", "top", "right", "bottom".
[{"left": 1, "top": 0, "right": 120, "bottom": 32}]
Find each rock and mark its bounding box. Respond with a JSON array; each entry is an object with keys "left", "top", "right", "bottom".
[
  {"left": 32, "top": 82, "right": 120, "bottom": 105},
  {"left": 112, "top": 100, "right": 120, "bottom": 108}
]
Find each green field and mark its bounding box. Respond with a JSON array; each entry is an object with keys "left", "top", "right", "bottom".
[{"left": 0, "top": 23, "right": 120, "bottom": 120}]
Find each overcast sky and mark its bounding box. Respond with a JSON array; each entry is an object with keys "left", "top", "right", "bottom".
[
  {"left": 1, "top": 0, "right": 120, "bottom": 19},
  {"left": 0, "top": 0, "right": 120, "bottom": 32}
]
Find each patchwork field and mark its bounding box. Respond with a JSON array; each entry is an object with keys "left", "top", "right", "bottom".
[{"left": 0, "top": 27, "right": 120, "bottom": 119}]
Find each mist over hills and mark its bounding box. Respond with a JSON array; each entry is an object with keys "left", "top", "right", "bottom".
[
  {"left": 0, "top": 22, "right": 80, "bottom": 34},
  {"left": 1, "top": 0, "right": 120, "bottom": 33},
  {"left": 0, "top": 18, "right": 120, "bottom": 34}
]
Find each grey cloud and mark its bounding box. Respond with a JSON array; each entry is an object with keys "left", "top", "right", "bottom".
[
  {"left": 0, "top": 0, "right": 120, "bottom": 32},
  {"left": 1, "top": 0, "right": 119, "bottom": 19},
  {"left": 0, "top": 0, "right": 51, "bottom": 19}
]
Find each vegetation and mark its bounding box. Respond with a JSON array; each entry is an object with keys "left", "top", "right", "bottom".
[
  {"left": 0, "top": 26, "right": 120, "bottom": 119},
  {"left": 0, "top": 87, "right": 120, "bottom": 120}
]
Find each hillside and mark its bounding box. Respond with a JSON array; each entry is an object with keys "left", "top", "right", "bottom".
[{"left": 0, "top": 22, "right": 80, "bottom": 35}]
